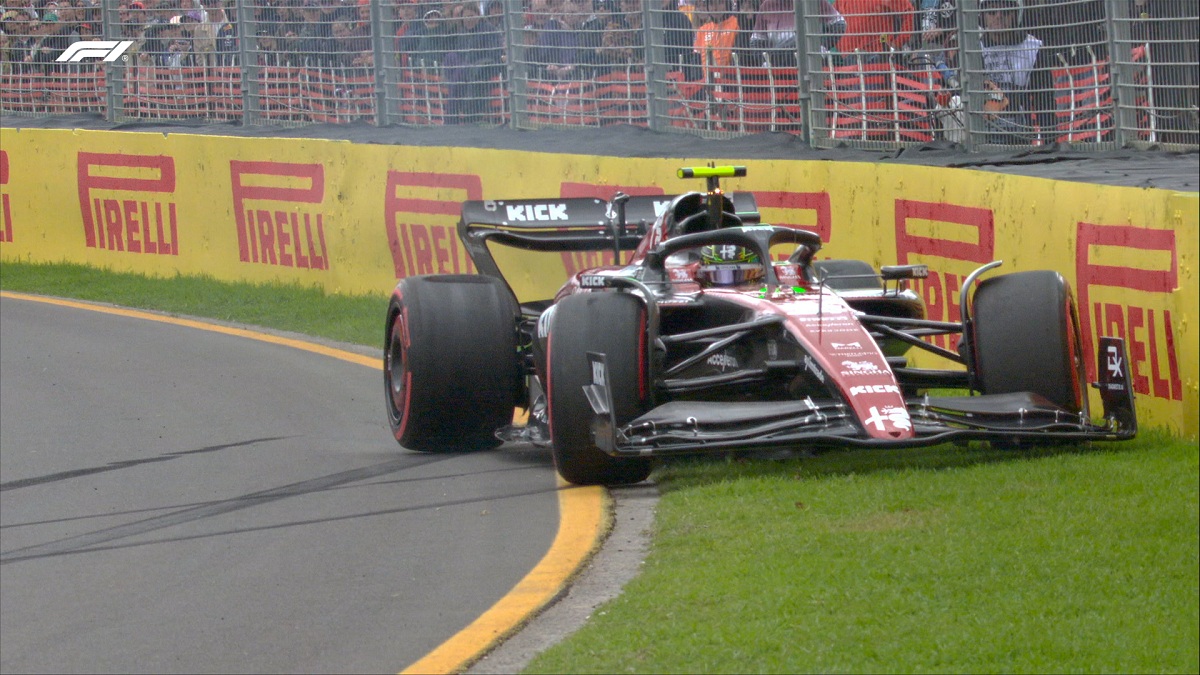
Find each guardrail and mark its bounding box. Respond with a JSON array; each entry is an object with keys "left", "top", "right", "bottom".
[{"left": 1, "top": 0, "right": 1194, "bottom": 150}]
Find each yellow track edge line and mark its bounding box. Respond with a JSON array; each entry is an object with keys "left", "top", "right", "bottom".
[
  {"left": 400, "top": 480, "right": 610, "bottom": 675},
  {"left": 2, "top": 290, "right": 611, "bottom": 675}
]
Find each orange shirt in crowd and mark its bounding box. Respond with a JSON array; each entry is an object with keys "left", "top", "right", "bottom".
[
  {"left": 835, "top": 0, "right": 914, "bottom": 53},
  {"left": 693, "top": 15, "right": 739, "bottom": 69}
]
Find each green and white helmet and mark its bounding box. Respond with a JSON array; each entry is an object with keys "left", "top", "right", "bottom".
[{"left": 697, "top": 244, "right": 764, "bottom": 286}]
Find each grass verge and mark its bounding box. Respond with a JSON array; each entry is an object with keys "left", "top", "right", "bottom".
[
  {"left": 0, "top": 261, "right": 387, "bottom": 347},
  {"left": 529, "top": 437, "right": 1199, "bottom": 673},
  {"left": 4, "top": 261, "right": 1198, "bottom": 673}
]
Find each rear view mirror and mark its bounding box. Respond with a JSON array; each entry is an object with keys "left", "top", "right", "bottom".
[{"left": 880, "top": 265, "right": 929, "bottom": 281}]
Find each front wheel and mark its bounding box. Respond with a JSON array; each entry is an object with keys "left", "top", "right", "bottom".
[
  {"left": 384, "top": 275, "right": 519, "bottom": 452},
  {"left": 971, "top": 270, "right": 1087, "bottom": 415},
  {"left": 548, "top": 292, "right": 653, "bottom": 486}
]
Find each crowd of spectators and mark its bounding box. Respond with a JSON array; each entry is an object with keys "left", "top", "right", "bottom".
[
  {"left": 1, "top": 0, "right": 103, "bottom": 74},
  {"left": 1, "top": 0, "right": 1194, "bottom": 142}
]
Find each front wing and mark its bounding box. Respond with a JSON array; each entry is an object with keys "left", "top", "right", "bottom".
[{"left": 583, "top": 337, "right": 1138, "bottom": 457}]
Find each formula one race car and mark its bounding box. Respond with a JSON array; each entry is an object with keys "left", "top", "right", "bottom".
[{"left": 384, "top": 166, "right": 1136, "bottom": 485}]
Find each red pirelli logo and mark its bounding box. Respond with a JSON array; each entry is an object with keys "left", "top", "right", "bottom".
[
  {"left": 385, "top": 171, "right": 482, "bottom": 279},
  {"left": 0, "top": 150, "right": 11, "bottom": 243},
  {"left": 230, "top": 161, "right": 329, "bottom": 270},
  {"left": 76, "top": 152, "right": 179, "bottom": 254},
  {"left": 1076, "top": 222, "right": 1181, "bottom": 401},
  {"left": 895, "top": 199, "right": 995, "bottom": 350}
]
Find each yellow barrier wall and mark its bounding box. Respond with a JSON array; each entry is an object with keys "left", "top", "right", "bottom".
[{"left": 1, "top": 127, "right": 1195, "bottom": 436}]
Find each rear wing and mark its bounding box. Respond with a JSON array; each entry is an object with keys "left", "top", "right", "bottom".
[{"left": 458, "top": 192, "right": 760, "bottom": 280}]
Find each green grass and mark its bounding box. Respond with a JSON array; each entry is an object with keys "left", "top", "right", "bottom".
[
  {"left": 529, "top": 438, "right": 1199, "bottom": 674},
  {"left": 0, "top": 261, "right": 388, "bottom": 347},
  {"left": 4, "top": 261, "right": 1198, "bottom": 674}
]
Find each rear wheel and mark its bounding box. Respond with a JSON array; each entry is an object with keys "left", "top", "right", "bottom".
[
  {"left": 384, "top": 275, "right": 520, "bottom": 452},
  {"left": 548, "top": 292, "right": 653, "bottom": 486},
  {"left": 971, "top": 270, "right": 1087, "bottom": 414}
]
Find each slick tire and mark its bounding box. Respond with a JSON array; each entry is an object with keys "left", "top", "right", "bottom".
[
  {"left": 971, "top": 270, "right": 1086, "bottom": 414},
  {"left": 548, "top": 292, "right": 653, "bottom": 486},
  {"left": 812, "top": 259, "right": 882, "bottom": 291},
  {"left": 384, "top": 275, "right": 519, "bottom": 452}
]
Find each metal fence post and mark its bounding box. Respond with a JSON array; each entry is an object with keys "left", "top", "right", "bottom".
[
  {"left": 794, "top": 0, "right": 811, "bottom": 146},
  {"left": 370, "top": 0, "right": 387, "bottom": 125},
  {"left": 955, "top": 0, "right": 979, "bottom": 152},
  {"left": 504, "top": 0, "right": 528, "bottom": 130},
  {"left": 101, "top": 0, "right": 117, "bottom": 123},
  {"left": 1108, "top": 0, "right": 1134, "bottom": 148},
  {"left": 237, "top": 0, "right": 259, "bottom": 126},
  {"left": 503, "top": 0, "right": 520, "bottom": 130},
  {"left": 642, "top": 0, "right": 658, "bottom": 132}
]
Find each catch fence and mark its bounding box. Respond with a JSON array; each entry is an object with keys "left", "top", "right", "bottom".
[{"left": 1, "top": 0, "right": 1195, "bottom": 150}]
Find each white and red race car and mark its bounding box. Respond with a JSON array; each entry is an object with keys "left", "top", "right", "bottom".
[{"left": 384, "top": 166, "right": 1136, "bottom": 485}]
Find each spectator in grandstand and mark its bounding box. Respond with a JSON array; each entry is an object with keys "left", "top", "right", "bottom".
[
  {"left": 405, "top": 4, "right": 455, "bottom": 66},
  {"left": 137, "top": 17, "right": 186, "bottom": 65},
  {"left": 483, "top": 0, "right": 505, "bottom": 26},
  {"left": 165, "top": 32, "right": 195, "bottom": 68},
  {"left": 191, "top": 0, "right": 215, "bottom": 61},
  {"left": 916, "top": 0, "right": 956, "bottom": 88},
  {"left": 529, "top": 0, "right": 586, "bottom": 79},
  {"left": 150, "top": 0, "right": 178, "bottom": 26},
  {"left": 525, "top": 0, "right": 561, "bottom": 65},
  {"left": 160, "top": 15, "right": 199, "bottom": 69},
  {"left": 1022, "top": 0, "right": 1106, "bottom": 133},
  {"left": 7, "top": 0, "right": 38, "bottom": 22},
  {"left": 135, "top": 18, "right": 166, "bottom": 64},
  {"left": 75, "top": 0, "right": 101, "bottom": 28},
  {"left": 818, "top": 0, "right": 847, "bottom": 51},
  {"left": 576, "top": 0, "right": 614, "bottom": 69},
  {"left": 2, "top": 7, "right": 27, "bottom": 32},
  {"left": 748, "top": 0, "right": 797, "bottom": 67},
  {"left": 595, "top": 0, "right": 645, "bottom": 70},
  {"left": 692, "top": 0, "right": 738, "bottom": 76},
  {"left": 180, "top": 0, "right": 206, "bottom": 23},
  {"left": 833, "top": 0, "right": 914, "bottom": 60},
  {"left": 284, "top": 0, "right": 335, "bottom": 67},
  {"left": 0, "top": 27, "right": 10, "bottom": 75},
  {"left": 254, "top": 25, "right": 293, "bottom": 66},
  {"left": 523, "top": 0, "right": 561, "bottom": 49},
  {"left": 979, "top": 0, "right": 1042, "bottom": 142},
  {"left": 254, "top": 0, "right": 283, "bottom": 26},
  {"left": 22, "top": 11, "right": 71, "bottom": 72},
  {"left": 209, "top": 1, "right": 237, "bottom": 65},
  {"left": 391, "top": 0, "right": 421, "bottom": 66},
  {"left": 3, "top": 8, "right": 38, "bottom": 70},
  {"left": 76, "top": 18, "right": 98, "bottom": 39},
  {"left": 980, "top": 0, "right": 1039, "bottom": 90},
  {"left": 49, "top": 2, "right": 80, "bottom": 43},
  {"left": 117, "top": 1, "right": 147, "bottom": 38},
  {"left": 729, "top": 0, "right": 760, "bottom": 62},
  {"left": 332, "top": 15, "right": 372, "bottom": 69},
  {"left": 657, "top": 0, "right": 697, "bottom": 76},
  {"left": 442, "top": 0, "right": 504, "bottom": 121}
]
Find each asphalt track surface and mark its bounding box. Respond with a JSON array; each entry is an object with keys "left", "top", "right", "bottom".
[{"left": 0, "top": 293, "right": 596, "bottom": 674}]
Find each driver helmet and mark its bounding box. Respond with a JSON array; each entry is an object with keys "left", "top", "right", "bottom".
[{"left": 696, "top": 244, "right": 764, "bottom": 286}]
